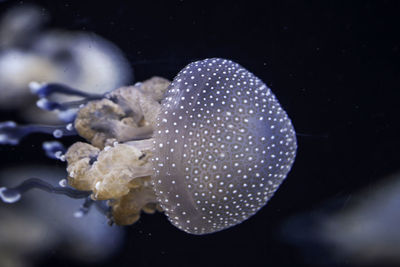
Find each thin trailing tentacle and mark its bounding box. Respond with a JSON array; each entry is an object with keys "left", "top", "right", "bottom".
[
  {"left": 0, "top": 178, "right": 91, "bottom": 203},
  {"left": 74, "top": 196, "right": 95, "bottom": 218},
  {"left": 42, "top": 141, "right": 66, "bottom": 160},
  {"left": 30, "top": 82, "right": 104, "bottom": 122},
  {"left": 36, "top": 98, "right": 95, "bottom": 111},
  {"left": 0, "top": 121, "right": 77, "bottom": 145},
  {"left": 30, "top": 82, "right": 104, "bottom": 99}
]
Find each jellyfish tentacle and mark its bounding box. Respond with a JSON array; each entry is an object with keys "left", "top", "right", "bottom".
[
  {"left": 36, "top": 98, "right": 95, "bottom": 111},
  {"left": 74, "top": 196, "right": 95, "bottom": 218},
  {"left": 31, "top": 82, "right": 104, "bottom": 122},
  {"left": 0, "top": 177, "right": 91, "bottom": 203},
  {"left": 0, "top": 121, "right": 20, "bottom": 145},
  {"left": 30, "top": 82, "right": 104, "bottom": 99},
  {"left": 74, "top": 198, "right": 113, "bottom": 221},
  {"left": 0, "top": 121, "right": 78, "bottom": 145},
  {"left": 42, "top": 141, "right": 66, "bottom": 160}
]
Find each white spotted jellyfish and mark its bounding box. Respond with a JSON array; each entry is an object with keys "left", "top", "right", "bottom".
[{"left": 0, "top": 58, "right": 297, "bottom": 235}]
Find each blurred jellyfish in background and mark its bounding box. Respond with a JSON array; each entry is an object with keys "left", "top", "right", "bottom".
[
  {"left": 0, "top": 165, "right": 124, "bottom": 267},
  {"left": 0, "top": 5, "right": 133, "bottom": 122},
  {"left": 281, "top": 171, "right": 400, "bottom": 266},
  {"left": 0, "top": 6, "right": 128, "bottom": 265}
]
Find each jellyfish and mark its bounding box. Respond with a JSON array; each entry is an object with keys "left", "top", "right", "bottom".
[
  {"left": 281, "top": 171, "right": 400, "bottom": 265},
  {"left": 0, "top": 166, "right": 124, "bottom": 267},
  {"left": 0, "top": 5, "right": 132, "bottom": 123},
  {"left": 0, "top": 58, "right": 297, "bottom": 234}
]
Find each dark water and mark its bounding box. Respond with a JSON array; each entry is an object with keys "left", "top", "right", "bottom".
[{"left": 0, "top": 1, "right": 399, "bottom": 266}]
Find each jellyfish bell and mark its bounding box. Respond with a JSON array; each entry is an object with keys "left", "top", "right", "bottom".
[
  {"left": 153, "top": 58, "right": 297, "bottom": 234},
  {"left": 0, "top": 58, "right": 297, "bottom": 235}
]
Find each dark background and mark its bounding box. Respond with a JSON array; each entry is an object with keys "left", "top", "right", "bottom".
[{"left": 0, "top": 1, "right": 399, "bottom": 266}]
